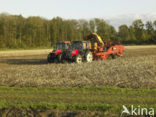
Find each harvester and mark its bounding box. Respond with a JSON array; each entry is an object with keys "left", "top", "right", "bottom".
[
  {"left": 85, "top": 33, "right": 124, "bottom": 60},
  {"left": 47, "top": 41, "right": 71, "bottom": 63},
  {"left": 60, "top": 33, "right": 124, "bottom": 63}
]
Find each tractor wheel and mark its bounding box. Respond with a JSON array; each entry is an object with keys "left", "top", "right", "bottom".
[
  {"left": 54, "top": 59, "right": 58, "bottom": 63},
  {"left": 85, "top": 51, "right": 93, "bottom": 62},
  {"left": 47, "top": 54, "right": 53, "bottom": 63},
  {"left": 62, "top": 59, "right": 67, "bottom": 63},
  {"left": 112, "top": 54, "right": 117, "bottom": 59},
  {"left": 75, "top": 54, "right": 83, "bottom": 63},
  {"left": 57, "top": 54, "right": 62, "bottom": 63},
  {"left": 108, "top": 55, "right": 112, "bottom": 59}
]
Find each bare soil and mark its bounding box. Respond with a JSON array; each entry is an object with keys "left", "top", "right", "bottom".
[{"left": 0, "top": 46, "right": 155, "bottom": 88}]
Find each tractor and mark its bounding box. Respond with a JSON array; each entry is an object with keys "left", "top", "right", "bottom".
[
  {"left": 61, "top": 41, "right": 93, "bottom": 63},
  {"left": 47, "top": 41, "right": 71, "bottom": 63}
]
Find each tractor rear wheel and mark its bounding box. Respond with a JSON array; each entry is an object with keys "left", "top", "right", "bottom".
[
  {"left": 57, "top": 54, "right": 62, "bottom": 63},
  {"left": 85, "top": 51, "right": 93, "bottom": 62},
  {"left": 75, "top": 54, "right": 82, "bottom": 63},
  {"left": 111, "top": 54, "right": 117, "bottom": 59}
]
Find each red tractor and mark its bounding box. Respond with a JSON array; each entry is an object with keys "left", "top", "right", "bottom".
[
  {"left": 61, "top": 41, "right": 93, "bottom": 63},
  {"left": 47, "top": 41, "right": 71, "bottom": 63}
]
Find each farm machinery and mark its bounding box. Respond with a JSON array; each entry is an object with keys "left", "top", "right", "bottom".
[
  {"left": 47, "top": 41, "right": 71, "bottom": 63},
  {"left": 47, "top": 33, "right": 124, "bottom": 63},
  {"left": 61, "top": 41, "right": 93, "bottom": 63},
  {"left": 85, "top": 33, "right": 124, "bottom": 61}
]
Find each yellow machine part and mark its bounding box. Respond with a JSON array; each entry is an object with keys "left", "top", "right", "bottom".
[
  {"left": 94, "top": 42, "right": 98, "bottom": 50},
  {"left": 92, "top": 33, "right": 104, "bottom": 46},
  {"left": 85, "top": 33, "right": 105, "bottom": 50}
]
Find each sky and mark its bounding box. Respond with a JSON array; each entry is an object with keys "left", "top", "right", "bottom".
[
  {"left": 0, "top": 0, "right": 156, "bottom": 29},
  {"left": 0, "top": 0, "right": 156, "bottom": 19}
]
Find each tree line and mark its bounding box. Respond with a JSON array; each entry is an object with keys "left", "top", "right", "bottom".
[{"left": 0, "top": 13, "right": 156, "bottom": 49}]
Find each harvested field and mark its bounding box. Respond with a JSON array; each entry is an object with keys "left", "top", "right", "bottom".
[
  {"left": 0, "top": 49, "right": 52, "bottom": 57},
  {"left": 0, "top": 46, "right": 156, "bottom": 88},
  {"left": 125, "top": 45, "right": 156, "bottom": 49},
  {"left": 0, "top": 46, "right": 156, "bottom": 117}
]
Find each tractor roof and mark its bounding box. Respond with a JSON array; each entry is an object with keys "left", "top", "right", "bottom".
[
  {"left": 72, "top": 40, "right": 88, "bottom": 43},
  {"left": 57, "top": 41, "right": 71, "bottom": 44}
]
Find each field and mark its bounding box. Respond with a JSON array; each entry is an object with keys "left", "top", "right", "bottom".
[{"left": 0, "top": 46, "right": 156, "bottom": 117}]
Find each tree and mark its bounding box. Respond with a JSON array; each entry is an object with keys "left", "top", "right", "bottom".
[
  {"left": 79, "top": 19, "right": 90, "bottom": 38},
  {"left": 154, "top": 20, "right": 156, "bottom": 30},
  {"left": 151, "top": 20, "right": 156, "bottom": 43},
  {"left": 132, "top": 19, "right": 147, "bottom": 44},
  {"left": 146, "top": 21, "right": 154, "bottom": 32},
  {"left": 118, "top": 25, "right": 130, "bottom": 43},
  {"left": 0, "top": 13, "right": 156, "bottom": 49},
  {"left": 145, "top": 21, "right": 155, "bottom": 43},
  {"left": 129, "top": 26, "right": 137, "bottom": 43},
  {"left": 89, "top": 20, "right": 95, "bottom": 33},
  {"left": 96, "top": 19, "right": 116, "bottom": 42}
]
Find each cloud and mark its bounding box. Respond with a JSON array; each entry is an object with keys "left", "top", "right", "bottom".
[{"left": 104, "top": 13, "right": 156, "bottom": 30}]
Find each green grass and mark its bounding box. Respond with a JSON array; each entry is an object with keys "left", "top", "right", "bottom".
[{"left": 0, "top": 86, "right": 156, "bottom": 114}]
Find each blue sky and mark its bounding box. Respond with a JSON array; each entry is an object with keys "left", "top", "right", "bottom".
[{"left": 0, "top": 0, "right": 156, "bottom": 19}]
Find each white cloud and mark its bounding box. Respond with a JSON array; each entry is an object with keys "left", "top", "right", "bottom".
[{"left": 104, "top": 13, "right": 156, "bottom": 30}]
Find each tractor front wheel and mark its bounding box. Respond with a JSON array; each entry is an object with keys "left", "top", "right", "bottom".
[
  {"left": 75, "top": 54, "right": 82, "bottom": 63},
  {"left": 111, "top": 54, "right": 118, "bottom": 59},
  {"left": 57, "top": 54, "right": 62, "bottom": 63},
  {"left": 85, "top": 51, "right": 93, "bottom": 62}
]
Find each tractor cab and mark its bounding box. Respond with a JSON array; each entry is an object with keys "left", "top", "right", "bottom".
[
  {"left": 72, "top": 41, "right": 91, "bottom": 51},
  {"left": 51, "top": 41, "right": 71, "bottom": 54},
  {"left": 47, "top": 41, "right": 71, "bottom": 63},
  {"left": 61, "top": 41, "right": 93, "bottom": 63},
  {"left": 55, "top": 41, "right": 71, "bottom": 50}
]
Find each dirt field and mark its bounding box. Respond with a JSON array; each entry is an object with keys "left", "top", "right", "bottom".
[
  {"left": 0, "top": 46, "right": 156, "bottom": 88},
  {"left": 0, "top": 49, "right": 52, "bottom": 57}
]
